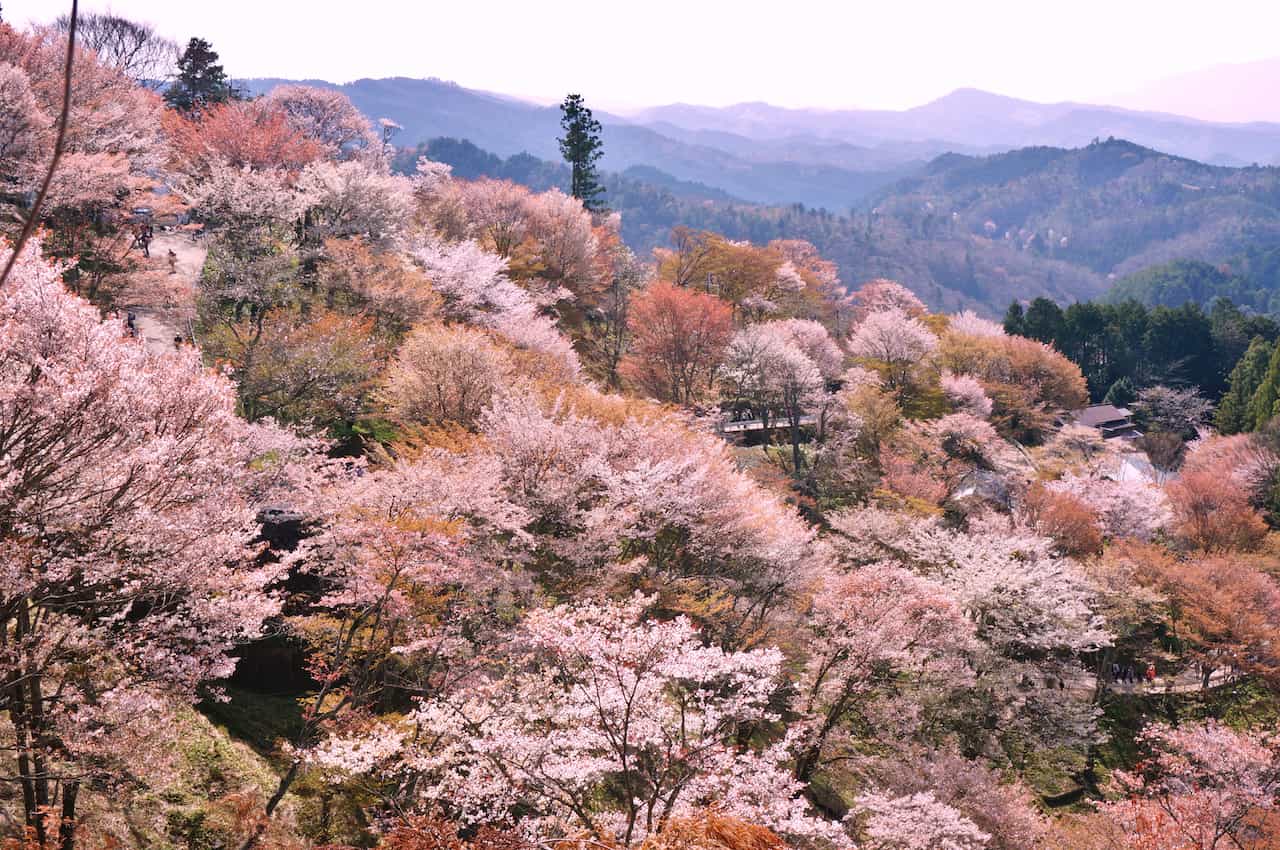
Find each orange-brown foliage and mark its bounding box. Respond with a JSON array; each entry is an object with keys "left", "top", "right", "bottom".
[
  {"left": 1166, "top": 466, "right": 1268, "bottom": 552},
  {"left": 1130, "top": 547, "right": 1280, "bottom": 685},
  {"left": 1024, "top": 483, "right": 1104, "bottom": 557},
  {"left": 621, "top": 281, "right": 734, "bottom": 405},
  {"left": 879, "top": 447, "right": 949, "bottom": 505},
  {"left": 641, "top": 812, "right": 788, "bottom": 850},
  {"left": 938, "top": 331, "right": 1087, "bottom": 443},
  {"left": 163, "top": 99, "right": 325, "bottom": 174},
  {"left": 370, "top": 816, "right": 533, "bottom": 850}
]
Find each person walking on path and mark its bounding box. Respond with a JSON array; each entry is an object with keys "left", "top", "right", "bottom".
[
  {"left": 1145, "top": 663, "right": 1156, "bottom": 684},
  {"left": 167, "top": 249, "right": 178, "bottom": 273}
]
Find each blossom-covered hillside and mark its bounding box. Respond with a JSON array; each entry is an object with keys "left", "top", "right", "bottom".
[{"left": 2, "top": 16, "right": 1280, "bottom": 850}]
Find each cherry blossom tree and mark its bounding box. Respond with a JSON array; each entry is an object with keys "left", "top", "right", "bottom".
[
  {"left": 296, "top": 158, "right": 417, "bottom": 248},
  {"left": 163, "top": 99, "right": 324, "bottom": 175},
  {"left": 0, "top": 245, "right": 315, "bottom": 846},
  {"left": 847, "top": 307, "right": 938, "bottom": 392},
  {"left": 181, "top": 162, "right": 306, "bottom": 237},
  {"left": 1101, "top": 721, "right": 1280, "bottom": 850},
  {"left": 524, "top": 187, "right": 600, "bottom": 297},
  {"left": 0, "top": 25, "right": 162, "bottom": 296},
  {"left": 827, "top": 508, "right": 1109, "bottom": 764},
  {"left": 0, "top": 63, "right": 49, "bottom": 185},
  {"left": 830, "top": 509, "right": 1108, "bottom": 657},
  {"left": 1044, "top": 474, "right": 1171, "bottom": 542},
  {"left": 381, "top": 323, "right": 513, "bottom": 428},
  {"left": 771, "top": 318, "right": 845, "bottom": 380},
  {"left": 478, "top": 392, "right": 820, "bottom": 647},
  {"left": 851, "top": 791, "right": 989, "bottom": 850},
  {"left": 336, "top": 595, "right": 846, "bottom": 848},
  {"left": 1132, "top": 385, "right": 1212, "bottom": 439},
  {"left": 263, "top": 84, "right": 378, "bottom": 160},
  {"left": 451, "top": 178, "right": 534, "bottom": 257},
  {"left": 947, "top": 310, "right": 1006, "bottom": 339},
  {"left": 720, "top": 322, "right": 828, "bottom": 470},
  {"left": 792, "top": 563, "right": 975, "bottom": 782},
  {"left": 239, "top": 447, "right": 530, "bottom": 850},
  {"left": 848, "top": 279, "right": 927, "bottom": 321},
  {"left": 941, "top": 372, "right": 993, "bottom": 419},
  {"left": 1, "top": 25, "right": 163, "bottom": 185},
  {"left": 413, "top": 237, "right": 581, "bottom": 379},
  {"left": 863, "top": 748, "right": 1048, "bottom": 850}
]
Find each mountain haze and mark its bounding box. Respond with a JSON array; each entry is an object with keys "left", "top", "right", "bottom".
[
  {"left": 634, "top": 88, "right": 1280, "bottom": 167},
  {"left": 245, "top": 76, "right": 1280, "bottom": 212},
  {"left": 1110, "top": 57, "right": 1280, "bottom": 124}
]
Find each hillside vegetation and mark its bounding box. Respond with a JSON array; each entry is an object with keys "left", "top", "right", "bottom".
[
  {"left": 408, "top": 136, "right": 1280, "bottom": 314},
  {"left": 1106, "top": 247, "right": 1280, "bottom": 314},
  {"left": 4, "top": 19, "right": 1280, "bottom": 850}
]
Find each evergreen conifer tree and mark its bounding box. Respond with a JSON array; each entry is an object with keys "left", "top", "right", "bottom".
[
  {"left": 1246, "top": 337, "right": 1280, "bottom": 432},
  {"left": 1103, "top": 376, "right": 1136, "bottom": 407},
  {"left": 1220, "top": 337, "right": 1275, "bottom": 433},
  {"left": 558, "top": 93, "right": 606, "bottom": 211},
  {"left": 1002, "top": 301, "right": 1025, "bottom": 335},
  {"left": 165, "top": 37, "right": 236, "bottom": 114}
]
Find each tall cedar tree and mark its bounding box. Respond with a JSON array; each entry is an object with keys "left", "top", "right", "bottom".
[
  {"left": 558, "top": 93, "right": 606, "bottom": 211},
  {"left": 165, "top": 37, "right": 236, "bottom": 114},
  {"left": 1216, "top": 336, "right": 1273, "bottom": 434}
]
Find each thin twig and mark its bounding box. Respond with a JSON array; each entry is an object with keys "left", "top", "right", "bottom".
[{"left": 0, "top": 0, "right": 78, "bottom": 288}]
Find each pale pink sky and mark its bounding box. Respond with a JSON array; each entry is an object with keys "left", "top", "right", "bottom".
[{"left": 10, "top": 0, "right": 1280, "bottom": 120}]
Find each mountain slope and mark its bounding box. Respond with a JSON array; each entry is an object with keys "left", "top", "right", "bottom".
[
  {"left": 1105, "top": 246, "right": 1280, "bottom": 314},
  {"left": 242, "top": 77, "right": 915, "bottom": 210},
  {"left": 407, "top": 135, "right": 1280, "bottom": 317}
]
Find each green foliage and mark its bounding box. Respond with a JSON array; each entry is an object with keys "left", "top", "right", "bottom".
[
  {"left": 1103, "top": 376, "right": 1136, "bottom": 407},
  {"left": 1216, "top": 337, "right": 1274, "bottom": 433},
  {"left": 1022, "top": 297, "right": 1065, "bottom": 346},
  {"left": 1248, "top": 342, "right": 1280, "bottom": 430},
  {"left": 1108, "top": 249, "right": 1280, "bottom": 315},
  {"left": 1010, "top": 293, "right": 1277, "bottom": 402},
  {"left": 559, "top": 93, "right": 606, "bottom": 211}
]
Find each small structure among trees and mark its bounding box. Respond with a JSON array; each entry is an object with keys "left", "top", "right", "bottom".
[{"left": 1068, "top": 403, "right": 1140, "bottom": 440}]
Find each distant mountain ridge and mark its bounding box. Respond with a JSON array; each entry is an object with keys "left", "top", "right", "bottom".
[
  {"left": 242, "top": 77, "right": 1280, "bottom": 315},
  {"left": 242, "top": 77, "right": 1280, "bottom": 211},
  {"left": 632, "top": 88, "right": 1280, "bottom": 167},
  {"left": 399, "top": 133, "right": 1280, "bottom": 319},
  {"left": 241, "top": 77, "right": 917, "bottom": 211}
]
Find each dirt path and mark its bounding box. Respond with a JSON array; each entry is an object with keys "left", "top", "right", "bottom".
[
  {"left": 122, "top": 230, "right": 206, "bottom": 354},
  {"left": 1099, "top": 666, "right": 1233, "bottom": 696}
]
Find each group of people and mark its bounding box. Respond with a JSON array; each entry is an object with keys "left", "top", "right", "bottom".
[
  {"left": 134, "top": 223, "right": 154, "bottom": 258},
  {"left": 137, "top": 224, "right": 181, "bottom": 272},
  {"left": 1110, "top": 662, "right": 1157, "bottom": 685}
]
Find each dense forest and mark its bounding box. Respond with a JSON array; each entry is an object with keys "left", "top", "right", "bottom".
[
  {"left": 3, "top": 12, "right": 1280, "bottom": 850},
  {"left": 1105, "top": 249, "right": 1280, "bottom": 314}
]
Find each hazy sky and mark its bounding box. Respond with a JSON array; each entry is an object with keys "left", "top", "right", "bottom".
[{"left": 10, "top": 0, "right": 1280, "bottom": 117}]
